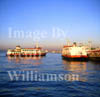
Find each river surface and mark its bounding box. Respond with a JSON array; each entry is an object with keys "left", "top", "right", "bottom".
[{"left": 0, "top": 51, "right": 100, "bottom": 97}]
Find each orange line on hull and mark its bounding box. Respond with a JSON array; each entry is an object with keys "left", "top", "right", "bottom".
[{"left": 62, "top": 55, "right": 88, "bottom": 58}]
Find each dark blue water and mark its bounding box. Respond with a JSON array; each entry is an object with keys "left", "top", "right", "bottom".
[{"left": 0, "top": 51, "right": 100, "bottom": 97}]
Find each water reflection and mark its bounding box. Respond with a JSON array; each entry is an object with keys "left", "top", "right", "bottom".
[
  {"left": 7, "top": 56, "right": 44, "bottom": 65},
  {"left": 62, "top": 59, "right": 88, "bottom": 82},
  {"left": 62, "top": 59, "right": 87, "bottom": 71},
  {"left": 62, "top": 59, "right": 100, "bottom": 82}
]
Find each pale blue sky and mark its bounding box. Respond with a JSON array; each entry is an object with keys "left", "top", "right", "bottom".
[{"left": 0, "top": 0, "right": 100, "bottom": 50}]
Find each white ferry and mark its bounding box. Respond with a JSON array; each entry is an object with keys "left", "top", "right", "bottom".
[
  {"left": 6, "top": 45, "right": 46, "bottom": 57},
  {"left": 62, "top": 42, "right": 88, "bottom": 61}
]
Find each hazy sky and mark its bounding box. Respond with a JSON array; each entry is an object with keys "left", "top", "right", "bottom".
[{"left": 0, "top": 0, "right": 100, "bottom": 50}]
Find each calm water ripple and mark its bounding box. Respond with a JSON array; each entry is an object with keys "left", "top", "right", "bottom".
[{"left": 0, "top": 51, "right": 100, "bottom": 97}]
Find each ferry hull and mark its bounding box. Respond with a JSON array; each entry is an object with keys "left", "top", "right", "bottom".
[
  {"left": 6, "top": 53, "right": 46, "bottom": 57},
  {"left": 88, "top": 57, "right": 100, "bottom": 61},
  {"left": 62, "top": 55, "right": 88, "bottom": 61}
]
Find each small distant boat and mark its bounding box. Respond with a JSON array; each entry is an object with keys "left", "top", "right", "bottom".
[
  {"left": 62, "top": 42, "right": 88, "bottom": 61},
  {"left": 6, "top": 44, "right": 46, "bottom": 57}
]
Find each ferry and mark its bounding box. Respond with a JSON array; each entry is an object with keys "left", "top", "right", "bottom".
[
  {"left": 62, "top": 42, "right": 88, "bottom": 61},
  {"left": 86, "top": 41, "right": 100, "bottom": 61},
  {"left": 6, "top": 45, "right": 46, "bottom": 57},
  {"left": 87, "top": 49, "right": 100, "bottom": 61}
]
